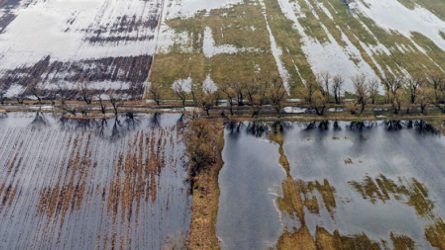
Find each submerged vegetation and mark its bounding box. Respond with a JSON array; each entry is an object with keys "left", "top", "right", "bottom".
[
  {"left": 213, "top": 119, "right": 445, "bottom": 250},
  {"left": 1, "top": 0, "right": 445, "bottom": 249}
]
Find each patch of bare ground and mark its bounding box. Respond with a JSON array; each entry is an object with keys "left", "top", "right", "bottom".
[{"left": 186, "top": 118, "right": 224, "bottom": 250}]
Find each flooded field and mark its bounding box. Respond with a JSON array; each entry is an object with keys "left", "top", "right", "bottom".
[
  {"left": 0, "top": 113, "right": 191, "bottom": 249},
  {"left": 217, "top": 120, "right": 445, "bottom": 249}
]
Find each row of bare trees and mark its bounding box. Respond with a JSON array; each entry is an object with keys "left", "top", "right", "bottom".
[
  {"left": 149, "top": 79, "right": 288, "bottom": 117},
  {"left": 0, "top": 81, "right": 125, "bottom": 117},
  {"left": 1, "top": 71, "right": 444, "bottom": 117},
  {"left": 148, "top": 71, "right": 445, "bottom": 117},
  {"left": 300, "top": 72, "right": 445, "bottom": 115}
]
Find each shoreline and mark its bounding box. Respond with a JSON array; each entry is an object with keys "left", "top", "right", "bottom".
[{"left": 2, "top": 101, "right": 445, "bottom": 122}]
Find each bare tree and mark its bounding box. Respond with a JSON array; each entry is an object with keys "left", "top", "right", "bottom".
[
  {"left": 98, "top": 94, "right": 107, "bottom": 115},
  {"left": 269, "top": 80, "right": 287, "bottom": 116},
  {"left": 332, "top": 75, "right": 344, "bottom": 104},
  {"left": 234, "top": 83, "right": 244, "bottom": 106},
  {"left": 302, "top": 80, "right": 315, "bottom": 105},
  {"left": 201, "top": 90, "right": 215, "bottom": 117},
  {"left": 250, "top": 81, "right": 268, "bottom": 117},
  {"left": 16, "top": 92, "right": 25, "bottom": 104},
  {"left": 149, "top": 82, "right": 161, "bottom": 105},
  {"left": 173, "top": 83, "right": 187, "bottom": 108},
  {"left": 416, "top": 84, "right": 434, "bottom": 114},
  {"left": 316, "top": 72, "right": 331, "bottom": 102},
  {"left": 428, "top": 73, "right": 445, "bottom": 112},
  {"left": 190, "top": 87, "right": 198, "bottom": 107},
  {"left": 246, "top": 81, "right": 259, "bottom": 106},
  {"left": 311, "top": 90, "right": 327, "bottom": 115},
  {"left": 27, "top": 81, "right": 43, "bottom": 105},
  {"left": 0, "top": 84, "right": 6, "bottom": 105},
  {"left": 79, "top": 81, "right": 93, "bottom": 105},
  {"left": 220, "top": 82, "right": 236, "bottom": 116},
  {"left": 55, "top": 83, "right": 76, "bottom": 115},
  {"left": 383, "top": 75, "right": 404, "bottom": 113},
  {"left": 107, "top": 90, "right": 121, "bottom": 116},
  {"left": 368, "top": 78, "right": 380, "bottom": 105},
  {"left": 352, "top": 74, "right": 367, "bottom": 114},
  {"left": 407, "top": 75, "right": 422, "bottom": 104}
]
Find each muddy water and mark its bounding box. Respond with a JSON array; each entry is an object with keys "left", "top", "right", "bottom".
[
  {"left": 0, "top": 112, "right": 191, "bottom": 249},
  {"left": 217, "top": 120, "right": 445, "bottom": 249}
]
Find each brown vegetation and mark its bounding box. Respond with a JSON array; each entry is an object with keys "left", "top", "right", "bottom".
[{"left": 186, "top": 118, "right": 224, "bottom": 250}]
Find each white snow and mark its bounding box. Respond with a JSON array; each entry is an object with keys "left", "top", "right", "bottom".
[
  {"left": 203, "top": 74, "right": 218, "bottom": 93},
  {"left": 203, "top": 26, "right": 258, "bottom": 58},
  {"left": 0, "top": 0, "right": 162, "bottom": 69},
  {"left": 5, "top": 84, "right": 24, "bottom": 98},
  {"left": 351, "top": 0, "right": 445, "bottom": 51},
  {"left": 172, "top": 76, "right": 193, "bottom": 93},
  {"left": 277, "top": 0, "right": 379, "bottom": 91},
  {"left": 164, "top": 0, "right": 243, "bottom": 19},
  {"left": 259, "top": 0, "right": 290, "bottom": 93}
]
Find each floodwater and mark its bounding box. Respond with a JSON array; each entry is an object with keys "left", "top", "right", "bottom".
[
  {"left": 217, "top": 122, "right": 285, "bottom": 249},
  {"left": 217, "top": 120, "right": 445, "bottom": 249},
  {"left": 0, "top": 112, "right": 191, "bottom": 249}
]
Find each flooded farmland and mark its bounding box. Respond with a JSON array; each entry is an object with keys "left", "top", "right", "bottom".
[
  {"left": 2, "top": 113, "right": 445, "bottom": 249},
  {"left": 217, "top": 120, "right": 445, "bottom": 249},
  {"left": 0, "top": 112, "right": 191, "bottom": 249}
]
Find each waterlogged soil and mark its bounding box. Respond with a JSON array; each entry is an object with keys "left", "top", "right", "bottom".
[
  {"left": 217, "top": 120, "right": 445, "bottom": 249},
  {"left": 0, "top": 112, "right": 191, "bottom": 249}
]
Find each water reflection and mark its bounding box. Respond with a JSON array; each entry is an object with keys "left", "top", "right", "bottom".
[
  {"left": 347, "top": 121, "right": 376, "bottom": 132},
  {"left": 29, "top": 111, "right": 48, "bottom": 130},
  {"left": 218, "top": 119, "right": 445, "bottom": 250},
  {"left": 217, "top": 122, "right": 285, "bottom": 249},
  {"left": 0, "top": 112, "right": 191, "bottom": 249},
  {"left": 245, "top": 121, "right": 270, "bottom": 137},
  {"left": 149, "top": 112, "right": 161, "bottom": 128}
]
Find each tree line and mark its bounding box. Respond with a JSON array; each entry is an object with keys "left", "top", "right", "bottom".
[
  {"left": 1, "top": 71, "right": 444, "bottom": 117},
  {"left": 149, "top": 71, "right": 445, "bottom": 116}
]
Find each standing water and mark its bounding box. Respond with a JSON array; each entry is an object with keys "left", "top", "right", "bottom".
[
  {"left": 217, "top": 120, "right": 445, "bottom": 249},
  {"left": 0, "top": 112, "right": 191, "bottom": 249}
]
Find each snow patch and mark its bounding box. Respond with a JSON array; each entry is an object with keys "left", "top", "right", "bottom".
[{"left": 351, "top": 0, "right": 445, "bottom": 51}]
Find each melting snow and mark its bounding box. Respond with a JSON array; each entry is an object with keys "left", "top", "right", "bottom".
[
  {"left": 351, "top": 0, "right": 445, "bottom": 51},
  {"left": 277, "top": 0, "right": 378, "bottom": 90},
  {"left": 164, "top": 0, "right": 243, "bottom": 19},
  {"left": 259, "top": 0, "right": 290, "bottom": 93},
  {"left": 172, "top": 76, "right": 193, "bottom": 93},
  {"left": 203, "top": 26, "right": 258, "bottom": 58},
  {"left": 203, "top": 74, "right": 218, "bottom": 93},
  {"left": 0, "top": 0, "right": 161, "bottom": 69}
]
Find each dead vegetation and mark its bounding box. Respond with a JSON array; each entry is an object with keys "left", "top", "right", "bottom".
[
  {"left": 349, "top": 174, "right": 434, "bottom": 217},
  {"left": 269, "top": 129, "right": 429, "bottom": 250},
  {"left": 186, "top": 118, "right": 224, "bottom": 250}
]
